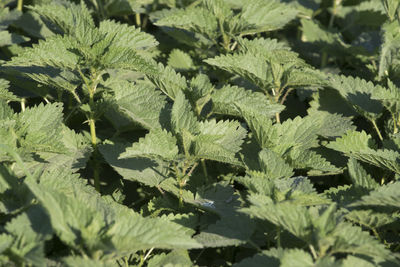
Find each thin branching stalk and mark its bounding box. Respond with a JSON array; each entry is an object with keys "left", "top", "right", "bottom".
[{"left": 371, "top": 119, "right": 384, "bottom": 141}]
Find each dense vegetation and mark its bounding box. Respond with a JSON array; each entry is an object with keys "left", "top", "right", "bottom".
[{"left": 1, "top": 0, "right": 400, "bottom": 266}]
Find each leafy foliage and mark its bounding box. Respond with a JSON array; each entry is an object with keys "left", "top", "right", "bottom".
[{"left": 1, "top": 0, "right": 400, "bottom": 265}]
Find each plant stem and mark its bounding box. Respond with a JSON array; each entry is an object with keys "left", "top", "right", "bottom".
[
  {"left": 71, "top": 90, "right": 82, "bottom": 104},
  {"left": 276, "top": 226, "right": 281, "bottom": 247},
  {"left": 188, "top": 0, "right": 202, "bottom": 8},
  {"left": 371, "top": 119, "right": 383, "bottom": 141},
  {"left": 135, "top": 13, "right": 141, "bottom": 28},
  {"left": 80, "top": 67, "right": 102, "bottom": 193},
  {"left": 20, "top": 98, "right": 26, "bottom": 112},
  {"left": 275, "top": 113, "right": 281, "bottom": 123},
  {"left": 321, "top": 0, "right": 342, "bottom": 68},
  {"left": 17, "top": 0, "right": 23, "bottom": 11},
  {"left": 309, "top": 244, "right": 318, "bottom": 260},
  {"left": 218, "top": 19, "right": 230, "bottom": 51},
  {"left": 89, "top": 91, "right": 100, "bottom": 192},
  {"left": 143, "top": 248, "right": 154, "bottom": 262},
  {"left": 201, "top": 159, "right": 208, "bottom": 182},
  {"left": 328, "top": 0, "right": 341, "bottom": 28},
  {"left": 392, "top": 113, "right": 398, "bottom": 134}
]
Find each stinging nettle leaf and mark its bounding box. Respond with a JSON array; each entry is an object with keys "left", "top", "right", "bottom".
[{"left": 120, "top": 129, "right": 179, "bottom": 161}]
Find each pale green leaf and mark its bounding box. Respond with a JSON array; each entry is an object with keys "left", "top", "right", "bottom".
[
  {"left": 347, "top": 158, "right": 380, "bottom": 190},
  {"left": 211, "top": 85, "right": 284, "bottom": 118},
  {"left": 328, "top": 130, "right": 400, "bottom": 173},
  {"left": 168, "top": 49, "right": 195, "bottom": 71},
  {"left": 120, "top": 129, "right": 179, "bottom": 160},
  {"left": 328, "top": 75, "right": 383, "bottom": 120},
  {"left": 100, "top": 141, "right": 170, "bottom": 187}
]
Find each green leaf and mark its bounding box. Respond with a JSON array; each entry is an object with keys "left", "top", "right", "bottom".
[
  {"left": 25, "top": 173, "right": 202, "bottom": 257},
  {"left": 98, "top": 19, "right": 158, "bottom": 51},
  {"left": 100, "top": 141, "right": 170, "bottom": 187},
  {"left": 379, "top": 21, "right": 400, "bottom": 78},
  {"left": 205, "top": 53, "right": 268, "bottom": 89},
  {"left": 152, "top": 7, "right": 218, "bottom": 39},
  {"left": 350, "top": 182, "right": 400, "bottom": 209},
  {"left": 171, "top": 90, "right": 199, "bottom": 135},
  {"left": 240, "top": 0, "right": 298, "bottom": 34},
  {"left": 211, "top": 85, "right": 284, "bottom": 118},
  {"left": 257, "top": 149, "right": 294, "bottom": 179},
  {"left": 168, "top": 49, "right": 195, "bottom": 71},
  {"left": 345, "top": 209, "right": 397, "bottom": 229},
  {"left": 192, "top": 119, "right": 247, "bottom": 165},
  {"left": 148, "top": 63, "right": 187, "bottom": 100},
  {"left": 347, "top": 158, "right": 380, "bottom": 190},
  {"left": 15, "top": 103, "right": 65, "bottom": 153},
  {"left": 328, "top": 130, "right": 400, "bottom": 173},
  {"left": 120, "top": 129, "right": 179, "bottom": 161},
  {"left": 0, "top": 31, "right": 29, "bottom": 46},
  {"left": 331, "top": 222, "right": 393, "bottom": 260},
  {"left": 193, "top": 183, "right": 255, "bottom": 247},
  {"left": 328, "top": 75, "right": 383, "bottom": 120},
  {"left": 4, "top": 206, "right": 51, "bottom": 266},
  {"left": 29, "top": 2, "right": 94, "bottom": 37},
  {"left": 106, "top": 79, "right": 168, "bottom": 130},
  {"left": 63, "top": 257, "right": 118, "bottom": 267},
  {"left": 0, "top": 79, "right": 20, "bottom": 102},
  {"left": 147, "top": 250, "right": 193, "bottom": 267}
]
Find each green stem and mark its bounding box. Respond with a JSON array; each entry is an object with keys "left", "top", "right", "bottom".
[
  {"left": 321, "top": 52, "right": 328, "bottom": 68},
  {"left": 142, "top": 15, "right": 149, "bottom": 29},
  {"left": 309, "top": 244, "right": 318, "bottom": 260},
  {"left": 371, "top": 119, "right": 383, "bottom": 141},
  {"left": 371, "top": 228, "right": 382, "bottom": 242},
  {"left": 275, "top": 113, "right": 281, "bottom": 124},
  {"left": 135, "top": 13, "right": 141, "bottom": 28},
  {"left": 328, "top": 0, "right": 341, "bottom": 28},
  {"left": 89, "top": 92, "right": 100, "bottom": 192},
  {"left": 178, "top": 178, "right": 184, "bottom": 208},
  {"left": 17, "top": 0, "right": 23, "bottom": 11},
  {"left": 392, "top": 113, "right": 398, "bottom": 134},
  {"left": 20, "top": 98, "right": 26, "bottom": 112},
  {"left": 201, "top": 159, "right": 208, "bottom": 183},
  {"left": 321, "top": 0, "right": 341, "bottom": 68},
  {"left": 188, "top": 0, "right": 202, "bottom": 8},
  {"left": 276, "top": 226, "right": 281, "bottom": 247},
  {"left": 218, "top": 19, "right": 230, "bottom": 51}
]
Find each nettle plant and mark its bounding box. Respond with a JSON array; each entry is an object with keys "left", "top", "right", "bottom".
[{"left": 1, "top": 0, "right": 400, "bottom": 266}]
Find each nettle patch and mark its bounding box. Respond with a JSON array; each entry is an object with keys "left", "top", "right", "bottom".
[{"left": 0, "top": 0, "right": 400, "bottom": 266}]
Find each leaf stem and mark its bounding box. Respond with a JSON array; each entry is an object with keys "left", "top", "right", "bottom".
[
  {"left": 392, "top": 112, "right": 398, "bottom": 134},
  {"left": 20, "top": 98, "right": 26, "bottom": 112},
  {"left": 309, "top": 244, "right": 318, "bottom": 260},
  {"left": 188, "top": 0, "right": 202, "bottom": 8},
  {"left": 201, "top": 159, "right": 208, "bottom": 183},
  {"left": 135, "top": 13, "right": 141, "bottom": 28},
  {"left": 275, "top": 113, "right": 281, "bottom": 123},
  {"left": 143, "top": 247, "right": 154, "bottom": 262},
  {"left": 218, "top": 19, "right": 230, "bottom": 51},
  {"left": 371, "top": 119, "right": 383, "bottom": 141},
  {"left": 328, "top": 0, "right": 341, "bottom": 28},
  {"left": 17, "top": 0, "right": 23, "bottom": 11},
  {"left": 276, "top": 226, "right": 281, "bottom": 247}
]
